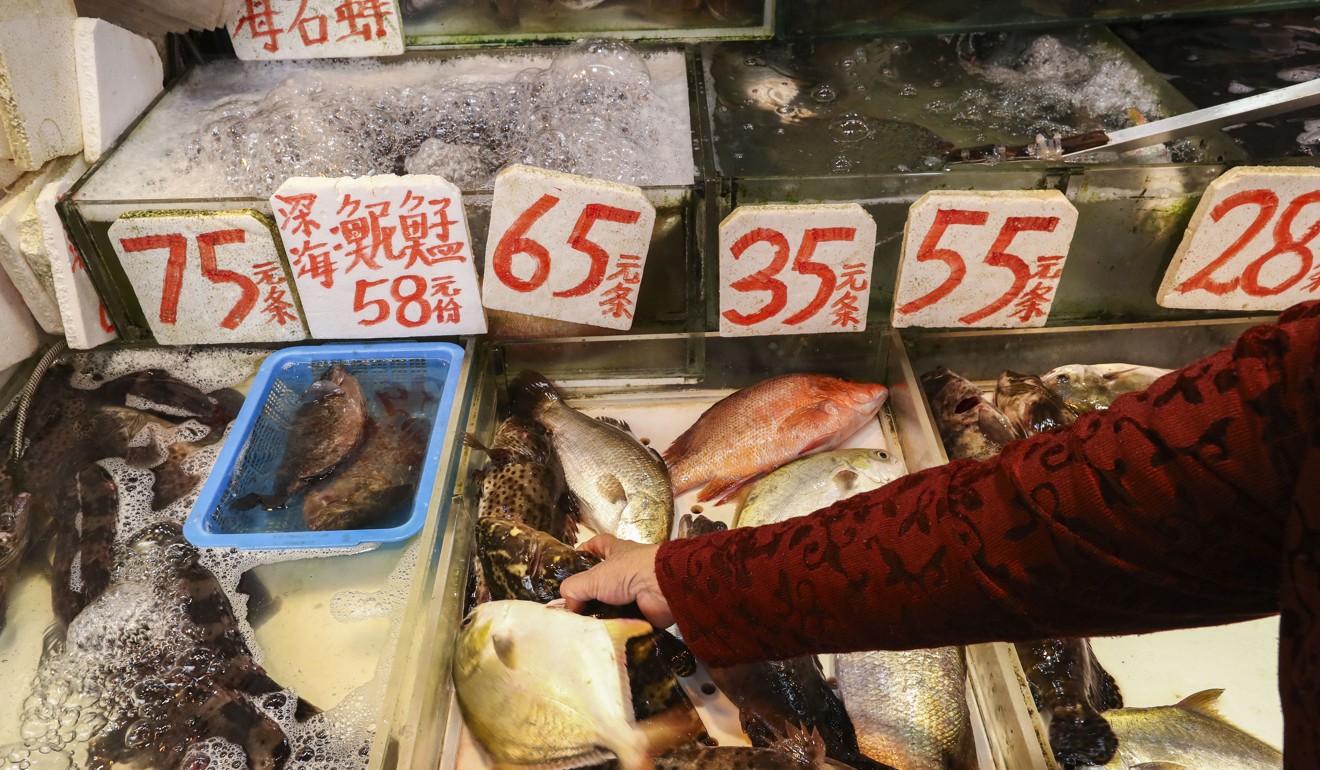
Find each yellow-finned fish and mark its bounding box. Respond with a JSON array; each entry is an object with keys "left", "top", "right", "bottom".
[
  {"left": 1100, "top": 689, "right": 1281, "bottom": 770},
  {"left": 734, "top": 448, "right": 906, "bottom": 529},
  {"left": 453, "top": 600, "right": 655, "bottom": 770},
  {"left": 664, "top": 374, "right": 889, "bottom": 505},
  {"left": 1040, "top": 363, "right": 1172, "bottom": 414},
  {"left": 509, "top": 371, "right": 672, "bottom": 544}
]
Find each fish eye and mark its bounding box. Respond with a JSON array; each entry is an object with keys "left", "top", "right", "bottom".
[
  {"left": 1055, "top": 374, "right": 1069, "bottom": 384},
  {"left": 460, "top": 615, "right": 473, "bottom": 629},
  {"left": 877, "top": 451, "right": 889, "bottom": 459}
]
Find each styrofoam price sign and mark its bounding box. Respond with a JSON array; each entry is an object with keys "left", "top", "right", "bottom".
[
  {"left": 718, "top": 203, "right": 877, "bottom": 337},
  {"left": 37, "top": 181, "right": 116, "bottom": 350},
  {"left": 109, "top": 210, "right": 309, "bottom": 345},
  {"left": 1158, "top": 166, "right": 1320, "bottom": 311},
  {"left": 892, "top": 191, "right": 1078, "bottom": 329},
  {"left": 228, "top": 0, "right": 403, "bottom": 60},
  {"left": 482, "top": 165, "right": 657, "bottom": 331},
  {"left": 271, "top": 175, "right": 486, "bottom": 338}
]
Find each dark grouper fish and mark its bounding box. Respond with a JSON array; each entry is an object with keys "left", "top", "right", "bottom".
[
  {"left": 465, "top": 416, "right": 574, "bottom": 543},
  {"left": 920, "top": 367, "right": 1020, "bottom": 462},
  {"left": 241, "top": 364, "right": 367, "bottom": 509},
  {"left": 50, "top": 464, "right": 119, "bottom": 626},
  {"left": 993, "top": 370, "right": 1077, "bottom": 438},
  {"left": 1015, "top": 637, "right": 1123, "bottom": 768},
  {"left": 302, "top": 413, "right": 428, "bottom": 531}
]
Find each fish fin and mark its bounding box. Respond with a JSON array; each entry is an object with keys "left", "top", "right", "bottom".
[
  {"left": 1176, "top": 688, "right": 1226, "bottom": 719},
  {"left": 700, "top": 475, "right": 759, "bottom": 505},
  {"left": 661, "top": 425, "right": 696, "bottom": 466},
  {"left": 493, "top": 632, "right": 518, "bottom": 668},
  {"left": 294, "top": 697, "right": 321, "bottom": 722},
  {"left": 603, "top": 616, "right": 655, "bottom": 649},
  {"left": 831, "top": 468, "right": 860, "bottom": 495},
  {"left": 597, "top": 475, "right": 628, "bottom": 506},
  {"left": 978, "top": 406, "right": 1022, "bottom": 445},
  {"left": 508, "top": 370, "right": 561, "bottom": 419},
  {"left": 305, "top": 379, "right": 345, "bottom": 400},
  {"left": 124, "top": 429, "right": 169, "bottom": 469},
  {"left": 462, "top": 433, "right": 491, "bottom": 453},
  {"left": 595, "top": 415, "right": 634, "bottom": 434}
]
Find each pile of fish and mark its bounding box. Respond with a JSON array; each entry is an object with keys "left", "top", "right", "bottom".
[
  {"left": 921, "top": 361, "right": 1282, "bottom": 770},
  {"left": 235, "top": 364, "right": 429, "bottom": 532},
  {"left": 455, "top": 368, "right": 991, "bottom": 770}
]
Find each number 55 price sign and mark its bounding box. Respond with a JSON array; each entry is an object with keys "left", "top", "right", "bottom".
[{"left": 892, "top": 190, "right": 1079, "bottom": 329}]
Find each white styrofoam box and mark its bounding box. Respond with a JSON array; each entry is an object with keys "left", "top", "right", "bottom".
[
  {"left": 74, "top": 18, "right": 165, "bottom": 164},
  {"left": 0, "top": 130, "right": 21, "bottom": 190},
  {"left": 271, "top": 174, "right": 486, "bottom": 338},
  {"left": 37, "top": 180, "right": 116, "bottom": 349},
  {"left": 718, "top": 203, "right": 877, "bottom": 337},
  {"left": 108, "top": 209, "right": 309, "bottom": 345},
  {"left": 0, "top": 0, "right": 82, "bottom": 170},
  {"left": 0, "top": 154, "right": 87, "bottom": 333},
  {"left": 1158, "top": 166, "right": 1320, "bottom": 312},
  {"left": 0, "top": 261, "right": 41, "bottom": 372},
  {"left": 228, "top": 0, "right": 404, "bottom": 61}
]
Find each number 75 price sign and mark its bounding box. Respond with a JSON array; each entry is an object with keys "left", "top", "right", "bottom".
[{"left": 892, "top": 191, "right": 1079, "bottom": 329}]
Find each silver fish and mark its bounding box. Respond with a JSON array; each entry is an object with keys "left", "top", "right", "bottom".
[
  {"left": 735, "top": 448, "right": 906, "bottom": 529},
  {"left": 1100, "top": 689, "right": 1281, "bottom": 770},
  {"left": 835, "top": 648, "right": 975, "bottom": 770},
  {"left": 1040, "top": 363, "right": 1172, "bottom": 414},
  {"left": 510, "top": 371, "right": 672, "bottom": 544},
  {"left": 920, "top": 367, "right": 1021, "bottom": 461}
]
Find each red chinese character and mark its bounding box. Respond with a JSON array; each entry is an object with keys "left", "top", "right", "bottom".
[
  {"left": 251, "top": 261, "right": 299, "bottom": 326},
  {"left": 288, "top": 0, "right": 329, "bottom": 45},
  {"left": 251, "top": 261, "right": 284, "bottom": 286},
  {"left": 397, "top": 199, "right": 464, "bottom": 268},
  {"left": 334, "top": 0, "right": 393, "bottom": 42},
  {"left": 604, "top": 254, "right": 643, "bottom": 285},
  {"left": 837, "top": 262, "right": 869, "bottom": 292},
  {"left": 1031, "top": 254, "right": 1066, "bottom": 281},
  {"left": 273, "top": 192, "right": 321, "bottom": 237},
  {"left": 1010, "top": 281, "right": 1054, "bottom": 324},
  {"left": 233, "top": 0, "right": 283, "bottom": 53},
  {"left": 333, "top": 195, "right": 396, "bottom": 272},
  {"left": 830, "top": 291, "right": 862, "bottom": 328},
  {"left": 1305, "top": 267, "right": 1320, "bottom": 294},
  {"left": 434, "top": 297, "right": 462, "bottom": 324},
  {"left": 290, "top": 240, "right": 337, "bottom": 289},
  {"left": 599, "top": 283, "right": 637, "bottom": 320},
  {"left": 430, "top": 276, "right": 460, "bottom": 297}
]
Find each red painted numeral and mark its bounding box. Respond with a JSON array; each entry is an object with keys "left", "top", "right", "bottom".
[
  {"left": 1241, "top": 190, "right": 1320, "bottom": 296},
  {"left": 119, "top": 229, "right": 259, "bottom": 329},
  {"left": 492, "top": 194, "right": 558, "bottom": 293},
  {"left": 557, "top": 203, "right": 642, "bottom": 298},
  {"left": 721, "top": 227, "right": 792, "bottom": 327},
  {"left": 958, "top": 216, "right": 1057, "bottom": 325},
  {"left": 354, "top": 278, "right": 390, "bottom": 326},
  {"left": 1175, "top": 189, "right": 1277, "bottom": 297},
  {"left": 356, "top": 275, "right": 449, "bottom": 328},
  {"left": 896, "top": 209, "right": 985, "bottom": 316},
  {"left": 392, "top": 274, "right": 431, "bottom": 328},
  {"left": 783, "top": 227, "right": 852, "bottom": 325}
]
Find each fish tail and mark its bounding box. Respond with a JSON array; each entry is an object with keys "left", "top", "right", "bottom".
[{"left": 508, "top": 370, "right": 561, "bottom": 419}]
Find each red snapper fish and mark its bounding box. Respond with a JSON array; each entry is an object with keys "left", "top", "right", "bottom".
[{"left": 664, "top": 374, "right": 889, "bottom": 504}]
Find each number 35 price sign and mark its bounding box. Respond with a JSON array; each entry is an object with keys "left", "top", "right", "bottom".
[
  {"left": 1158, "top": 166, "right": 1320, "bottom": 312},
  {"left": 719, "top": 204, "right": 878, "bottom": 337},
  {"left": 892, "top": 191, "right": 1079, "bottom": 329}
]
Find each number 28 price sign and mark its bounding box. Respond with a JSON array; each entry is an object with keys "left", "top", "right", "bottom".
[
  {"left": 892, "top": 191, "right": 1079, "bottom": 329},
  {"left": 1158, "top": 166, "right": 1320, "bottom": 312},
  {"left": 481, "top": 165, "right": 657, "bottom": 331},
  {"left": 719, "top": 204, "right": 878, "bottom": 337},
  {"left": 109, "top": 210, "right": 308, "bottom": 345}
]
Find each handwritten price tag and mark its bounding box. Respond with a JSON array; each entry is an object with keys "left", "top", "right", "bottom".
[
  {"left": 1158, "top": 166, "right": 1320, "bottom": 312},
  {"left": 892, "top": 191, "right": 1078, "bottom": 329},
  {"left": 228, "top": 0, "right": 403, "bottom": 60},
  {"left": 271, "top": 175, "right": 485, "bottom": 338},
  {"left": 109, "top": 210, "right": 308, "bottom": 345},
  {"left": 37, "top": 181, "right": 116, "bottom": 350},
  {"left": 482, "top": 165, "right": 657, "bottom": 332},
  {"left": 718, "top": 203, "right": 877, "bottom": 337}
]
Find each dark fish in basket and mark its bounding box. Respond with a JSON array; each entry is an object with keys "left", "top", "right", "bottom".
[
  {"left": 1015, "top": 637, "right": 1123, "bottom": 768},
  {"left": 303, "top": 413, "right": 428, "bottom": 531},
  {"left": 239, "top": 364, "right": 367, "bottom": 510}
]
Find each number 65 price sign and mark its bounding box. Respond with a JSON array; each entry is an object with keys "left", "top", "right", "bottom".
[
  {"left": 1158, "top": 166, "right": 1320, "bottom": 312},
  {"left": 892, "top": 191, "right": 1079, "bottom": 329}
]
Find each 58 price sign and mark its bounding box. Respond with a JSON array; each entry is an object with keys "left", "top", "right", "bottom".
[
  {"left": 719, "top": 203, "right": 877, "bottom": 337},
  {"left": 892, "top": 191, "right": 1079, "bottom": 329},
  {"left": 1159, "top": 166, "right": 1320, "bottom": 312},
  {"left": 109, "top": 210, "right": 307, "bottom": 345},
  {"left": 481, "top": 165, "right": 657, "bottom": 331}
]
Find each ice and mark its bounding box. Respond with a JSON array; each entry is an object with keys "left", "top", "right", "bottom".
[{"left": 80, "top": 40, "right": 695, "bottom": 202}]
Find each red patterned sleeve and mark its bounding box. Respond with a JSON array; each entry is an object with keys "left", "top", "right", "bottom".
[{"left": 657, "top": 301, "right": 1320, "bottom": 667}]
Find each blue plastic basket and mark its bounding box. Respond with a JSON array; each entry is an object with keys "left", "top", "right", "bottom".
[{"left": 186, "top": 341, "right": 464, "bottom": 550}]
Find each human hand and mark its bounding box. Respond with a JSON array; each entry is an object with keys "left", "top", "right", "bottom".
[{"left": 560, "top": 534, "right": 674, "bottom": 629}]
